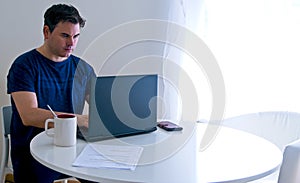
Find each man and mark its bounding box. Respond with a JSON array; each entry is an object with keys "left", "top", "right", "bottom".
[{"left": 7, "top": 4, "right": 95, "bottom": 183}]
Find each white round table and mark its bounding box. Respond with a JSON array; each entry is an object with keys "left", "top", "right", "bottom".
[{"left": 30, "top": 123, "right": 282, "bottom": 183}]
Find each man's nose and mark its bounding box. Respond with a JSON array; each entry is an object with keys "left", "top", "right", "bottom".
[{"left": 67, "top": 37, "right": 75, "bottom": 46}]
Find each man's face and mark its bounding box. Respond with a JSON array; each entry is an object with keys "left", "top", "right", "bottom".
[{"left": 44, "top": 21, "right": 80, "bottom": 61}]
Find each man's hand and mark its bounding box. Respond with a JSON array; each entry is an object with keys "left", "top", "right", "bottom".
[{"left": 76, "top": 114, "right": 89, "bottom": 128}]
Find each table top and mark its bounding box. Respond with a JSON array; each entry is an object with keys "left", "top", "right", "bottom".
[{"left": 30, "top": 123, "right": 282, "bottom": 183}]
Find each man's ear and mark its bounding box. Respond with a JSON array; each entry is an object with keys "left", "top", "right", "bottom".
[{"left": 43, "top": 25, "right": 50, "bottom": 40}]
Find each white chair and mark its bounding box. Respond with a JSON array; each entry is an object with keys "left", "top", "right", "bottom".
[
  {"left": 278, "top": 139, "right": 300, "bottom": 183},
  {"left": 0, "top": 105, "right": 13, "bottom": 183},
  {"left": 219, "top": 111, "right": 300, "bottom": 182},
  {"left": 221, "top": 111, "right": 300, "bottom": 151}
]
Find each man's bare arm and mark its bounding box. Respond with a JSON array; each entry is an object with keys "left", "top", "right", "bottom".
[
  {"left": 11, "top": 91, "right": 88, "bottom": 128},
  {"left": 11, "top": 91, "right": 55, "bottom": 128}
]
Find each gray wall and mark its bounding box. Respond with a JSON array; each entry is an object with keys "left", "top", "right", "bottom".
[{"left": 0, "top": 0, "right": 174, "bottom": 108}]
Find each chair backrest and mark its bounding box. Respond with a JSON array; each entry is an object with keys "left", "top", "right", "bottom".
[
  {"left": 2, "top": 106, "right": 12, "bottom": 137},
  {"left": 221, "top": 111, "right": 300, "bottom": 151},
  {"left": 278, "top": 139, "right": 300, "bottom": 183},
  {"left": 1, "top": 105, "right": 12, "bottom": 182}
]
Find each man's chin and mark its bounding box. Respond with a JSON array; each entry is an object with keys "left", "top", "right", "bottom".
[{"left": 62, "top": 52, "right": 72, "bottom": 58}]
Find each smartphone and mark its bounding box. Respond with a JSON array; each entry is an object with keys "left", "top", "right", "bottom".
[{"left": 157, "top": 121, "right": 183, "bottom": 131}]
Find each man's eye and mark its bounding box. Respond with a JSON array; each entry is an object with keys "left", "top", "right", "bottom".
[{"left": 61, "top": 34, "right": 69, "bottom": 38}]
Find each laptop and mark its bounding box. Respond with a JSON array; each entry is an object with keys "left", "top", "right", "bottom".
[{"left": 79, "top": 74, "right": 158, "bottom": 142}]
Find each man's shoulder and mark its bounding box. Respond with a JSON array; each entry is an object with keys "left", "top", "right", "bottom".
[
  {"left": 69, "top": 54, "right": 86, "bottom": 63},
  {"left": 70, "top": 55, "right": 95, "bottom": 77},
  {"left": 14, "top": 49, "right": 40, "bottom": 64},
  {"left": 70, "top": 55, "right": 93, "bottom": 68},
  {"left": 17, "top": 49, "right": 37, "bottom": 57}
]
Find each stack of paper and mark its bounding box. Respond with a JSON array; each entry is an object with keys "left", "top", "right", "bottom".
[{"left": 72, "top": 144, "right": 143, "bottom": 171}]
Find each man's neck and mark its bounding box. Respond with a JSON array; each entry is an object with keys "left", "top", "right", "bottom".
[{"left": 36, "top": 45, "right": 67, "bottom": 62}]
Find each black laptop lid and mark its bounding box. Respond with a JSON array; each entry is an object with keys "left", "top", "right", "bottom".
[{"left": 86, "top": 74, "right": 158, "bottom": 141}]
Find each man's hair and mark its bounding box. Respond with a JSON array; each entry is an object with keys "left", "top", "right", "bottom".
[{"left": 44, "top": 4, "right": 86, "bottom": 32}]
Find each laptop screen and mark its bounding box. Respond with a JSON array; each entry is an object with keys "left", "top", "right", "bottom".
[{"left": 85, "top": 74, "right": 158, "bottom": 141}]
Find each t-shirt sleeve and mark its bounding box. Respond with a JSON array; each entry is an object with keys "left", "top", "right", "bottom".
[{"left": 7, "top": 56, "right": 36, "bottom": 94}]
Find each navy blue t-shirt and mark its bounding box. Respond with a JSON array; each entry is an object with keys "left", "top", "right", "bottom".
[{"left": 7, "top": 49, "right": 95, "bottom": 149}]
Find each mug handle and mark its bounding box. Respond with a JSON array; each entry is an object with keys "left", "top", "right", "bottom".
[{"left": 45, "top": 119, "right": 54, "bottom": 137}]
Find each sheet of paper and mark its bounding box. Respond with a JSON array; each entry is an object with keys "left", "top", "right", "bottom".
[{"left": 72, "top": 144, "right": 143, "bottom": 171}]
